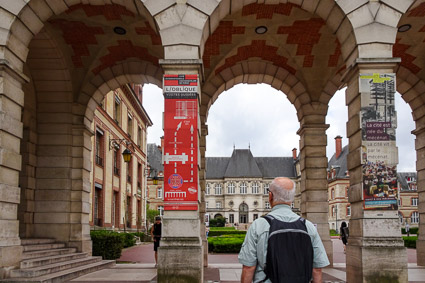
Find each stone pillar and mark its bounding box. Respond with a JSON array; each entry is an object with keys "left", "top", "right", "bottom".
[
  {"left": 298, "top": 121, "right": 333, "bottom": 265},
  {"left": 0, "top": 61, "right": 27, "bottom": 278},
  {"left": 343, "top": 58, "right": 407, "bottom": 282},
  {"left": 199, "top": 123, "right": 208, "bottom": 267},
  {"left": 157, "top": 59, "right": 203, "bottom": 282},
  {"left": 412, "top": 127, "right": 425, "bottom": 266}
]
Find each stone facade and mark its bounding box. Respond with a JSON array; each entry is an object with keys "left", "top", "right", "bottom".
[
  {"left": 90, "top": 84, "right": 151, "bottom": 231},
  {"left": 1, "top": 0, "right": 425, "bottom": 281}
]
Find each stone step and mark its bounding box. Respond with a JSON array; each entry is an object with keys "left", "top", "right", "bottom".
[
  {"left": 20, "top": 253, "right": 88, "bottom": 269},
  {"left": 10, "top": 256, "right": 103, "bottom": 278},
  {"left": 22, "top": 248, "right": 77, "bottom": 260},
  {"left": 1, "top": 260, "right": 115, "bottom": 283},
  {"left": 20, "top": 239, "right": 56, "bottom": 246},
  {"left": 23, "top": 243, "right": 66, "bottom": 252}
]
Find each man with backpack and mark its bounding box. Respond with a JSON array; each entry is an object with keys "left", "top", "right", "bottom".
[{"left": 238, "top": 177, "right": 329, "bottom": 283}]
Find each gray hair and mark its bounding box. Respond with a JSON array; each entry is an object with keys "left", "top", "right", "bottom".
[{"left": 269, "top": 178, "right": 295, "bottom": 203}]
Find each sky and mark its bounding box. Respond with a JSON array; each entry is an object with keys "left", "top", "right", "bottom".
[{"left": 142, "top": 83, "right": 416, "bottom": 172}]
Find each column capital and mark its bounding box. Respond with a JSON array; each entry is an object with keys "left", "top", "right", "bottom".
[
  {"left": 0, "top": 59, "right": 29, "bottom": 84},
  {"left": 341, "top": 57, "right": 401, "bottom": 84},
  {"left": 159, "top": 59, "right": 204, "bottom": 82}
]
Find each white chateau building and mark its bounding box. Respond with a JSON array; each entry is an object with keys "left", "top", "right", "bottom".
[{"left": 205, "top": 148, "right": 300, "bottom": 226}]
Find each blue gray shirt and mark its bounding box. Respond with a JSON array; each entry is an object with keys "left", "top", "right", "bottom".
[{"left": 238, "top": 204, "right": 330, "bottom": 283}]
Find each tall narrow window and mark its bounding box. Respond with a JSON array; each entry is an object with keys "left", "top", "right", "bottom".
[
  {"left": 113, "top": 149, "right": 120, "bottom": 176},
  {"left": 215, "top": 184, "right": 222, "bottom": 195},
  {"left": 114, "top": 96, "right": 121, "bottom": 125},
  {"left": 158, "top": 206, "right": 164, "bottom": 216},
  {"left": 127, "top": 114, "right": 133, "bottom": 138},
  {"left": 206, "top": 183, "right": 210, "bottom": 195},
  {"left": 264, "top": 183, "right": 269, "bottom": 194},
  {"left": 216, "top": 201, "right": 222, "bottom": 209},
  {"left": 265, "top": 201, "right": 271, "bottom": 209},
  {"left": 411, "top": 211, "right": 419, "bottom": 224},
  {"left": 240, "top": 182, "right": 247, "bottom": 194},
  {"left": 137, "top": 126, "right": 142, "bottom": 147},
  {"left": 95, "top": 130, "right": 104, "bottom": 167},
  {"left": 228, "top": 182, "right": 235, "bottom": 194},
  {"left": 347, "top": 206, "right": 351, "bottom": 216},
  {"left": 127, "top": 160, "right": 132, "bottom": 184},
  {"left": 158, "top": 187, "right": 163, "bottom": 199},
  {"left": 412, "top": 198, "right": 418, "bottom": 206},
  {"left": 252, "top": 182, "right": 259, "bottom": 194},
  {"left": 229, "top": 214, "right": 234, "bottom": 223}
]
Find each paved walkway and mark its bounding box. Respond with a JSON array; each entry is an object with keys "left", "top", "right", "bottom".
[{"left": 69, "top": 239, "right": 425, "bottom": 282}]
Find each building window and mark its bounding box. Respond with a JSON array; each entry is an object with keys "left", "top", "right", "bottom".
[
  {"left": 127, "top": 114, "right": 133, "bottom": 138},
  {"left": 347, "top": 206, "right": 351, "bottom": 216},
  {"left": 399, "top": 212, "right": 404, "bottom": 224},
  {"left": 253, "top": 214, "right": 258, "bottom": 220},
  {"left": 411, "top": 211, "right": 419, "bottom": 224},
  {"left": 216, "top": 201, "right": 222, "bottom": 209},
  {"left": 157, "top": 187, "right": 163, "bottom": 199},
  {"left": 206, "top": 183, "right": 210, "bottom": 195},
  {"left": 331, "top": 188, "right": 335, "bottom": 200},
  {"left": 137, "top": 127, "right": 142, "bottom": 147},
  {"left": 229, "top": 214, "right": 234, "bottom": 224},
  {"left": 215, "top": 183, "right": 222, "bottom": 195},
  {"left": 331, "top": 205, "right": 334, "bottom": 217},
  {"left": 252, "top": 182, "right": 259, "bottom": 194},
  {"left": 346, "top": 186, "right": 349, "bottom": 197},
  {"left": 412, "top": 198, "right": 418, "bottom": 206},
  {"left": 264, "top": 183, "right": 269, "bottom": 194},
  {"left": 240, "top": 182, "right": 247, "bottom": 194},
  {"left": 113, "top": 149, "right": 120, "bottom": 176},
  {"left": 398, "top": 198, "right": 402, "bottom": 206},
  {"left": 206, "top": 202, "right": 209, "bottom": 209},
  {"left": 291, "top": 202, "right": 294, "bottom": 209},
  {"left": 95, "top": 130, "right": 104, "bottom": 167},
  {"left": 228, "top": 182, "right": 235, "bottom": 194},
  {"left": 158, "top": 206, "right": 164, "bottom": 216},
  {"left": 114, "top": 96, "right": 121, "bottom": 125},
  {"left": 265, "top": 201, "right": 271, "bottom": 209}
]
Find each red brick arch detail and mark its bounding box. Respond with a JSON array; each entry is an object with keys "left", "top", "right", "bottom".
[
  {"left": 328, "top": 39, "right": 342, "bottom": 67},
  {"left": 278, "top": 18, "right": 325, "bottom": 68},
  {"left": 408, "top": 2, "right": 425, "bottom": 17},
  {"left": 67, "top": 3, "right": 135, "bottom": 20},
  {"left": 203, "top": 21, "right": 245, "bottom": 69},
  {"left": 215, "top": 40, "right": 296, "bottom": 75},
  {"left": 49, "top": 19, "right": 104, "bottom": 67},
  {"left": 92, "top": 40, "right": 159, "bottom": 75},
  {"left": 393, "top": 38, "right": 421, "bottom": 74},
  {"left": 242, "top": 3, "right": 300, "bottom": 19},
  {"left": 135, "top": 22, "right": 162, "bottom": 45}
]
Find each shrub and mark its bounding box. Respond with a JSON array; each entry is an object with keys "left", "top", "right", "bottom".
[
  {"left": 208, "top": 230, "right": 247, "bottom": 237},
  {"left": 130, "top": 232, "right": 147, "bottom": 242},
  {"left": 403, "top": 236, "right": 417, "bottom": 248},
  {"left": 121, "top": 233, "right": 136, "bottom": 248},
  {"left": 210, "top": 216, "right": 226, "bottom": 227},
  {"left": 91, "top": 230, "right": 124, "bottom": 260},
  {"left": 208, "top": 236, "right": 245, "bottom": 253},
  {"left": 330, "top": 229, "right": 339, "bottom": 236},
  {"left": 210, "top": 227, "right": 236, "bottom": 231},
  {"left": 401, "top": 227, "right": 419, "bottom": 235}
]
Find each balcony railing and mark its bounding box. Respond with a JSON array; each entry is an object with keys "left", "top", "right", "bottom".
[{"left": 95, "top": 155, "right": 103, "bottom": 166}]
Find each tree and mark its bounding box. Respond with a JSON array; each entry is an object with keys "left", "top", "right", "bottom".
[
  {"left": 210, "top": 216, "right": 226, "bottom": 227},
  {"left": 146, "top": 205, "right": 159, "bottom": 224}
]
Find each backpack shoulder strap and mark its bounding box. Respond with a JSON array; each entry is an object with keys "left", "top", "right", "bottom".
[{"left": 262, "top": 214, "right": 275, "bottom": 226}]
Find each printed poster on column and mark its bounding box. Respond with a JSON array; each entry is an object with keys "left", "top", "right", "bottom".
[
  {"left": 359, "top": 73, "right": 398, "bottom": 210},
  {"left": 163, "top": 74, "right": 199, "bottom": 211}
]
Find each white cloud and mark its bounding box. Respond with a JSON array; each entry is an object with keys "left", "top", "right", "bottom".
[{"left": 142, "top": 83, "right": 416, "bottom": 172}]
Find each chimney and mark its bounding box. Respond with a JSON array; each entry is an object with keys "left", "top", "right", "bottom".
[
  {"left": 160, "top": 136, "right": 164, "bottom": 152},
  {"left": 292, "top": 148, "right": 297, "bottom": 160},
  {"left": 335, "top": 136, "right": 342, "bottom": 159}
]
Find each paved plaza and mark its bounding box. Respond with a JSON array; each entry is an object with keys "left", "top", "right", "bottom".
[{"left": 67, "top": 239, "right": 425, "bottom": 283}]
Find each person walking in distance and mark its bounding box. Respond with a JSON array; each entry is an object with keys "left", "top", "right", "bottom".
[
  {"left": 238, "top": 177, "right": 329, "bottom": 283},
  {"left": 405, "top": 221, "right": 410, "bottom": 237},
  {"left": 150, "top": 216, "right": 162, "bottom": 267},
  {"left": 340, "top": 221, "right": 349, "bottom": 253}
]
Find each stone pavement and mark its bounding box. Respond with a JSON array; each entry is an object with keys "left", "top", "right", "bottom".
[{"left": 68, "top": 239, "right": 425, "bottom": 282}]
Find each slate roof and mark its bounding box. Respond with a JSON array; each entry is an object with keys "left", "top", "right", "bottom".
[
  {"left": 328, "top": 145, "right": 349, "bottom": 179},
  {"left": 206, "top": 149, "right": 296, "bottom": 179},
  {"left": 397, "top": 172, "right": 417, "bottom": 191},
  {"left": 147, "top": 143, "right": 163, "bottom": 177}
]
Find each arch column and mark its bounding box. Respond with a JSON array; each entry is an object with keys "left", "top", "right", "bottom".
[
  {"left": 199, "top": 123, "right": 208, "bottom": 267},
  {"left": 0, "top": 62, "right": 27, "bottom": 277},
  {"left": 412, "top": 126, "right": 425, "bottom": 266},
  {"left": 157, "top": 59, "right": 204, "bottom": 283},
  {"left": 298, "top": 120, "right": 333, "bottom": 265},
  {"left": 343, "top": 58, "right": 407, "bottom": 282}
]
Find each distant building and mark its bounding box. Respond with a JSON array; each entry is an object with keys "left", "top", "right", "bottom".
[
  {"left": 90, "top": 84, "right": 152, "bottom": 231},
  {"left": 398, "top": 172, "right": 419, "bottom": 228},
  {"left": 327, "top": 136, "right": 351, "bottom": 231},
  {"left": 205, "top": 148, "right": 300, "bottom": 226},
  {"left": 147, "top": 142, "right": 165, "bottom": 217}
]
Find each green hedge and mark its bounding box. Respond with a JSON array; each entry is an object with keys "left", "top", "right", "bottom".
[
  {"left": 210, "top": 227, "right": 236, "bottom": 231},
  {"left": 208, "top": 236, "right": 245, "bottom": 253},
  {"left": 122, "top": 232, "right": 136, "bottom": 248},
  {"left": 402, "top": 227, "right": 419, "bottom": 235},
  {"left": 330, "top": 229, "right": 339, "bottom": 236},
  {"left": 208, "top": 230, "right": 247, "bottom": 237},
  {"left": 91, "top": 230, "right": 124, "bottom": 260},
  {"left": 403, "top": 236, "right": 417, "bottom": 249}
]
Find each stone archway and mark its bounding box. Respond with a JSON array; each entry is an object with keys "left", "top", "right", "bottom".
[{"left": 239, "top": 203, "right": 249, "bottom": 224}]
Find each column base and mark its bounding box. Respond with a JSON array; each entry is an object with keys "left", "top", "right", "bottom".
[
  {"left": 346, "top": 237, "right": 407, "bottom": 283},
  {"left": 0, "top": 245, "right": 23, "bottom": 279},
  {"left": 157, "top": 237, "right": 203, "bottom": 283},
  {"left": 417, "top": 239, "right": 425, "bottom": 266}
]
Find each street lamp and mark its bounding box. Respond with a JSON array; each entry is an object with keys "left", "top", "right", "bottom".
[
  {"left": 122, "top": 148, "right": 132, "bottom": 162},
  {"left": 109, "top": 137, "right": 134, "bottom": 162}
]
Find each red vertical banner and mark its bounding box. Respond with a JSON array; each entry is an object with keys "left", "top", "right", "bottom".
[{"left": 163, "top": 74, "right": 199, "bottom": 211}]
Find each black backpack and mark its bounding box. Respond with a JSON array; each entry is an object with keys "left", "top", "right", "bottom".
[{"left": 263, "top": 215, "right": 314, "bottom": 283}]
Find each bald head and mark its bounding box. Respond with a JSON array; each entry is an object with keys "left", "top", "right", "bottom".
[{"left": 269, "top": 177, "right": 295, "bottom": 205}]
